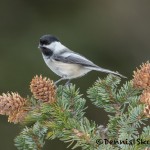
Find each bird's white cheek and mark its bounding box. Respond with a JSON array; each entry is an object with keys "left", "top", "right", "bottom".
[{"left": 44, "top": 42, "right": 66, "bottom": 54}]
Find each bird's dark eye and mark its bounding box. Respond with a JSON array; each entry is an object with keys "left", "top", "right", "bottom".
[{"left": 40, "top": 39, "right": 49, "bottom": 45}]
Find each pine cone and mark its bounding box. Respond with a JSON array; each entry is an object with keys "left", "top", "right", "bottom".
[
  {"left": 8, "top": 109, "right": 28, "bottom": 123},
  {"left": 143, "top": 105, "right": 150, "bottom": 118},
  {"left": 133, "top": 61, "right": 150, "bottom": 89},
  {"left": 140, "top": 89, "right": 150, "bottom": 105},
  {"left": 0, "top": 92, "right": 27, "bottom": 116},
  {"left": 140, "top": 89, "right": 150, "bottom": 118},
  {"left": 30, "top": 75, "right": 56, "bottom": 103}
]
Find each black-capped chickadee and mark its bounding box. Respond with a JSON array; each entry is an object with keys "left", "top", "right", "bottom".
[{"left": 38, "top": 34, "right": 126, "bottom": 84}]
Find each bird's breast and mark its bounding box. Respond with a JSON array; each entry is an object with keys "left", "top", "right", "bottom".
[{"left": 44, "top": 58, "right": 91, "bottom": 79}]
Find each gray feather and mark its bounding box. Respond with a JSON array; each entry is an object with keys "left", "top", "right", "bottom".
[
  {"left": 53, "top": 52, "right": 98, "bottom": 67},
  {"left": 52, "top": 51, "right": 126, "bottom": 78}
]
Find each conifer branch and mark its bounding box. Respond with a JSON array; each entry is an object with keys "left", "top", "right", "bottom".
[{"left": 0, "top": 61, "right": 150, "bottom": 150}]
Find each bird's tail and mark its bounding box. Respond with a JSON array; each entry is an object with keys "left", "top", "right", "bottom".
[{"left": 87, "top": 66, "right": 127, "bottom": 78}]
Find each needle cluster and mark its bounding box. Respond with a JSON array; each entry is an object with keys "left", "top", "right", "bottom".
[{"left": 0, "top": 62, "right": 149, "bottom": 150}]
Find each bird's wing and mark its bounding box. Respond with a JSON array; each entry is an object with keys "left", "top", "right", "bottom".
[
  {"left": 53, "top": 51, "right": 126, "bottom": 78},
  {"left": 53, "top": 52, "right": 98, "bottom": 68}
]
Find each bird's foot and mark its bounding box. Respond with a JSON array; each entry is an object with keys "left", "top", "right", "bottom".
[{"left": 65, "top": 80, "right": 71, "bottom": 86}]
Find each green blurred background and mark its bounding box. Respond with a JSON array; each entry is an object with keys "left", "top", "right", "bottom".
[{"left": 0, "top": 1, "right": 150, "bottom": 149}]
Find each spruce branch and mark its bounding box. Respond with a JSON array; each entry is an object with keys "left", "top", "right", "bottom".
[
  {"left": 0, "top": 61, "right": 149, "bottom": 150},
  {"left": 14, "top": 122, "right": 48, "bottom": 150},
  {"left": 87, "top": 74, "right": 122, "bottom": 113}
]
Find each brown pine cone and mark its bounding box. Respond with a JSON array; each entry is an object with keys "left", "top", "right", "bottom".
[
  {"left": 143, "top": 105, "right": 150, "bottom": 118},
  {"left": 140, "top": 89, "right": 150, "bottom": 105},
  {"left": 8, "top": 109, "right": 28, "bottom": 123},
  {"left": 0, "top": 92, "right": 27, "bottom": 116},
  {"left": 30, "top": 75, "right": 56, "bottom": 103},
  {"left": 133, "top": 61, "right": 150, "bottom": 89}
]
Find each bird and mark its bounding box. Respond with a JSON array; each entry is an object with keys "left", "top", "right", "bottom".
[{"left": 38, "top": 34, "right": 126, "bottom": 85}]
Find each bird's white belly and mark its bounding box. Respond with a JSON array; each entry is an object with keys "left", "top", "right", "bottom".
[{"left": 44, "top": 58, "right": 90, "bottom": 79}]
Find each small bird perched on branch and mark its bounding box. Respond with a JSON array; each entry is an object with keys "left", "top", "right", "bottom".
[{"left": 38, "top": 34, "right": 126, "bottom": 85}]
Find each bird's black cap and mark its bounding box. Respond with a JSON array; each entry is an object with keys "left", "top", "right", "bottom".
[{"left": 40, "top": 34, "right": 59, "bottom": 45}]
